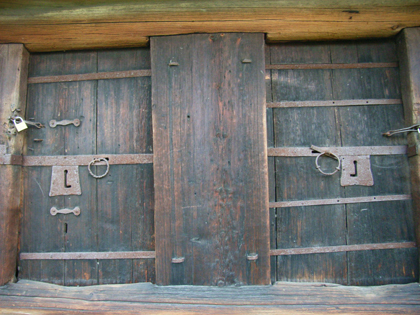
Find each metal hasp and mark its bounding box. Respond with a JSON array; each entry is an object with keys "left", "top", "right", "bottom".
[
  {"left": 49, "top": 118, "right": 81, "bottom": 128},
  {"left": 49, "top": 165, "right": 82, "bottom": 196},
  {"left": 340, "top": 155, "right": 374, "bottom": 186},
  {"left": 311, "top": 145, "right": 374, "bottom": 186},
  {"left": 50, "top": 206, "right": 81, "bottom": 216}
]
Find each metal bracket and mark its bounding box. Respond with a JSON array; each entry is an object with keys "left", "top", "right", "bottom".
[
  {"left": 340, "top": 155, "right": 374, "bottom": 186},
  {"left": 49, "top": 165, "right": 82, "bottom": 196}
]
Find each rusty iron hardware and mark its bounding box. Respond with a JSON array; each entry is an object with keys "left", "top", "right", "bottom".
[
  {"left": 20, "top": 250, "right": 156, "bottom": 260},
  {"left": 268, "top": 145, "right": 406, "bottom": 157},
  {"left": 24, "top": 120, "right": 45, "bottom": 129},
  {"left": 49, "top": 118, "right": 81, "bottom": 128},
  {"left": 247, "top": 253, "right": 259, "bottom": 261},
  {"left": 168, "top": 60, "right": 179, "bottom": 66},
  {"left": 23, "top": 153, "right": 153, "bottom": 166},
  {"left": 88, "top": 158, "right": 110, "bottom": 179},
  {"left": 311, "top": 145, "right": 341, "bottom": 176},
  {"left": 269, "top": 194, "right": 411, "bottom": 208},
  {"left": 383, "top": 124, "right": 420, "bottom": 137},
  {"left": 50, "top": 206, "right": 81, "bottom": 216},
  {"left": 270, "top": 242, "right": 416, "bottom": 257},
  {"left": 9, "top": 116, "right": 45, "bottom": 133},
  {"left": 49, "top": 166, "right": 82, "bottom": 196},
  {"left": 171, "top": 257, "right": 185, "bottom": 263},
  {"left": 311, "top": 145, "right": 374, "bottom": 186},
  {"left": 340, "top": 155, "right": 374, "bottom": 186}
]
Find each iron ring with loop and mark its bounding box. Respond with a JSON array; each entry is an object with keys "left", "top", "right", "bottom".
[
  {"left": 88, "top": 158, "right": 110, "bottom": 179},
  {"left": 315, "top": 152, "right": 341, "bottom": 176}
]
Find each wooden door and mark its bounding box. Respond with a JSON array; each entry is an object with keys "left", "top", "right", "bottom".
[
  {"left": 267, "top": 39, "right": 418, "bottom": 285},
  {"left": 19, "top": 49, "right": 155, "bottom": 285}
]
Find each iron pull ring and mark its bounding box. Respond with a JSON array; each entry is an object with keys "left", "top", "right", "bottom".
[
  {"left": 315, "top": 151, "right": 341, "bottom": 176},
  {"left": 88, "top": 158, "right": 110, "bottom": 179}
]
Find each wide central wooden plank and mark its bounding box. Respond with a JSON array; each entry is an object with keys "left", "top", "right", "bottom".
[{"left": 151, "top": 33, "right": 269, "bottom": 285}]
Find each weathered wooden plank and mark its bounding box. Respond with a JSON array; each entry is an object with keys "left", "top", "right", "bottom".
[
  {"left": 2, "top": 298, "right": 420, "bottom": 315},
  {"left": 1, "top": 280, "right": 420, "bottom": 314},
  {"left": 265, "top": 44, "right": 277, "bottom": 284},
  {"left": 96, "top": 48, "right": 154, "bottom": 284},
  {"left": 20, "top": 51, "right": 98, "bottom": 285},
  {"left": 330, "top": 40, "right": 418, "bottom": 285},
  {"left": 152, "top": 33, "right": 269, "bottom": 285},
  {"left": 270, "top": 42, "right": 347, "bottom": 284},
  {"left": 0, "top": 44, "right": 29, "bottom": 286},
  {"left": 1, "top": 1, "right": 420, "bottom": 51},
  {"left": 397, "top": 29, "right": 420, "bottom": 281}
]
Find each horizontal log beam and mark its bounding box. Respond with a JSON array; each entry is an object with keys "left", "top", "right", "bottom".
[{"left": 0, "top": 1, "right": 419, "bottom": 51}]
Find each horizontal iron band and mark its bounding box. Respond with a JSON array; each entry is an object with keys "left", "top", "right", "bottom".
[
  {"left": 268, "top": 146, "right": 407, "bottom": 157},
  {"left": 28, "top": 69, "right": 152, "bottom": 84},
  {"left": 270, "top": 242, "right": 416, "bottom": 256},
  {"left": 270, "top": 194, "right": 411, "bottom": 208},
  {"left": 20, "top": 251, "right": 156, "bottom": 260},
  {"left": 267, "top": 98, "right": 401, "bottom": 108},
  {"left": 23, "top": 153, "right": 153, "bottom": 166},
  {"left": 266, "top": 62, "right": 398, "bottom": 70}
]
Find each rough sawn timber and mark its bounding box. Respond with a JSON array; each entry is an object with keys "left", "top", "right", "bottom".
[
  {"left": 1, "top": 1, "right": 420, "bottom": 51},
  {"left": 398, "top": 27, "right": 420, "bottom": 269},
  {"left": 152, "top": 33, "right": 270, "bottom": 285},
  {"left": 0, "top": 280, "right": 420, "bottom": 314},
  {"left": 0, "top": 44, "right": 29, "bottom": 286}
]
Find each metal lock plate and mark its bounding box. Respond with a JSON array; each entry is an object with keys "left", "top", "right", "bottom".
[
  {"left": 13, "top": 116, "right": 28, "bottom": 132},
  {"left": 340, "top": 155, "right": 374, "bottom": 186},
  {"left": 49, "top": 165, "right": 82, "bottom": 196}
]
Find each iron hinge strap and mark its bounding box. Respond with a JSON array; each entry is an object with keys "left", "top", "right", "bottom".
[{"left": 0, "top": 153, "right": 153, "bottom": 166}]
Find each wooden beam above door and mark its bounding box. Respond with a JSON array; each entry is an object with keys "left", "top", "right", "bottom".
[{"left": 1, "top": 1, "right": 420, "bottom": 52}]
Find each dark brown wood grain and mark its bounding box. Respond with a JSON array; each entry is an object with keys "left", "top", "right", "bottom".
[
  {"left": 397, "top": 28, "right": 420, "bottom": 280},
  {"left": 330, "top": 39, "right": 418, "bottom": 285},
  {"left": 1, "top": 280, "right": 420, "bottom": 314},
  {"left": 270, "top": 42, "right": 347, "bottom": 284},
  {"left": 20, "top": 48, "right": 155, "bottom": 285},
  {"left": 152, "top": 33, "right": 270, "bottom": 285},
  {"left": 269, "top": 39, "right": 418, "bottom": 285},
  {"left": 21, "top": 50, "right": 98, "bottom": 285},
  {"left": 96, "top": 48, "right": 154, "bottom": 284},
  {"left": 0, "top": 44, "right": 29, "bottom": 286}
]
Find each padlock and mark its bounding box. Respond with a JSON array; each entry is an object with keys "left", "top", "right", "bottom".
[{"left": 12, "top": 116, "right": 28, "bottom": 132}]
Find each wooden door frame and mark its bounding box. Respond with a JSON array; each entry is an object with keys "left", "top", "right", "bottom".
[{"left": 1, "top": 28, "right": 420, "bottom": 286}]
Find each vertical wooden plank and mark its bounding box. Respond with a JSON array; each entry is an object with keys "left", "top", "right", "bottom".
[
  {"left": 21, "top": 51, "right": 97, "bottom": 285},
  {"left": 0, "top": 44, "right": 29, "bottom": 286},
  {"left": 152, "top": 33, "right": 269, "bottom": 285},
  {"left": 265, "top": 44, "right": 277, "bottom": 284},
  {"left": 398, "top": 27, "right": 420, "bottom": 280},
  {"left": 331, "top": 40, "right": 418, "bottom": 285},
  {"left": 96, "top": 48, "right": 154, "bottom": 284},
  {"left": 270, "top": 43, "right": 347, "bottom": 284}
]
